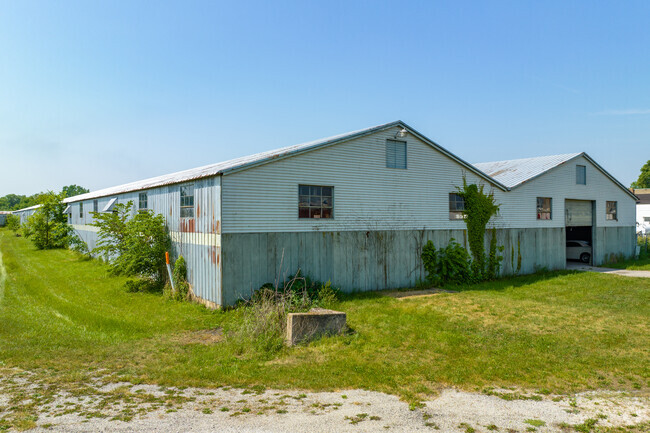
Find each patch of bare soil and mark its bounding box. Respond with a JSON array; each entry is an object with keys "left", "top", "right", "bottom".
[
  {"left": 173, "top": 328, "right": 224, "bottom": 345},
  {"left": 384, "top": 288, "right": 458, "bottom": 299}
]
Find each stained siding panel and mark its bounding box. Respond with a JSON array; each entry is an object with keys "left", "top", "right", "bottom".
[{"left": 66, "top": 177, "right": 223, "bottom": 306}]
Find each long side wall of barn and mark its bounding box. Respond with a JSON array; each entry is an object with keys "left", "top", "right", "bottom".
[
  {"left": 67, "top": 177, "right": 223, "bottom": 307},
  {"left": 220, "top": 228, "right": 567, "bottom": 306}
]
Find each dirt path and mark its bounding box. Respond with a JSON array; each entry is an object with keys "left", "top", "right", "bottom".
[
  {"left": 567, "top": 263, "right": 650, "bottom": 278},
  {"left": 0, "top": 245, "right": 6, "bottom": 306},
  {"left": 1, "top": 370, "right": 647, "bottom": 432}
]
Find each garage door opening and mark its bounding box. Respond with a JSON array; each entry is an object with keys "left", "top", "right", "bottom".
[
  {"left": 565, "top": 199, "right": 594, "bottom": 265},
  {"left": 566, "top": 227, "right": 592, "bottom": 264}
]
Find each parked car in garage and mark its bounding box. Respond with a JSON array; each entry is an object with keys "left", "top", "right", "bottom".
[{"left": 566, "top": 240, "right": 591, "bottom": 263}]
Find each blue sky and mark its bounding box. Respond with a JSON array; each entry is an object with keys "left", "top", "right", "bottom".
[{"left": 1, "top": 0, "right": 648, "bottom": 195}]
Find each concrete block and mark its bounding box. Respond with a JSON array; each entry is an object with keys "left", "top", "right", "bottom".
[{"left": 286, "top": 308, "right": 346, "bottom": 346}]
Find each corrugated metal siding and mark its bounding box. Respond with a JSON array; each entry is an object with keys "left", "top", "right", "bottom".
[
  {"left": 67, "top": 177, "right": 222, "bottom": 306},
  {"left": 222, "top": 125, "right": 504, "bottom": 233},
  {"left": 221, "top": 131, "right": 634, "bottom": 233},
  {"left": 221, "top": 227, "right": 566, "bottom": 305}
]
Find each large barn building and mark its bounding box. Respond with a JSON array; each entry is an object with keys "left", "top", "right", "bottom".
[{"left": 16, "top": 121, "right": 637, "bottom": 307}]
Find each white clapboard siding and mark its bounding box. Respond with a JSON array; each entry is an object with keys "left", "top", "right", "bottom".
[
  {"left": 221, "top": 128, "right": 635, "bottom": 233},
  {"left": 221, "top": 125, "right": 506, "bottom": 233},
  {"left": 498, "top": 155, "right": 636, "bottom": 229}
]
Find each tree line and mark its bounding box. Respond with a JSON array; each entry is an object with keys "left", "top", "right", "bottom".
[{"left": 0, "top": 185, "right": 89, "bottom": 211}]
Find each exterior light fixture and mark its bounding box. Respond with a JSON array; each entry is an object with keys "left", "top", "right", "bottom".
[{"left": 395, "top": 128, "right": 408, "bottom": 139}]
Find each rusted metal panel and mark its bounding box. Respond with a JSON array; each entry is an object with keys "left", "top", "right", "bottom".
[{"left": 66, "top": 176, "right": 222, "bottom": 307}]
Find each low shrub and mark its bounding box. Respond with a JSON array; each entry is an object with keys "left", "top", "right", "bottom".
[
  {"left": 421, "top": 239, "right": 472, "bottom": 286},
  {"left": 92, "top": 202, "right": 171, "bottom": 291},
  {"left": 228, "top": 270, "right": 341, "bottom": 354}
]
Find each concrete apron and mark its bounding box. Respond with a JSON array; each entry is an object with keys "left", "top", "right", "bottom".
[{"left": 566, "top": 262, "right": 650, "bottom": 278}]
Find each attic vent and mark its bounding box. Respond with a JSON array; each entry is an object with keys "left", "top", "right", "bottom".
[{"left": 386, "top": 139, "right": 407, "bottom": 169}]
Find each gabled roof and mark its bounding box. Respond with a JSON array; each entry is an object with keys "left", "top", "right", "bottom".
[
  {"left": 474, "top": 152, "right": 638, "bottom": 200},
  {"left": 64, "top": 121, "right": 507, "bottom": 202},
  {"left": 473, "top": 153, "right": 581, "bottom": 188}
]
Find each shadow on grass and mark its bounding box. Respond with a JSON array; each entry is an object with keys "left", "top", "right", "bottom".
[{"left": 339, "top": 270, "right": 582, "bottom": 302}]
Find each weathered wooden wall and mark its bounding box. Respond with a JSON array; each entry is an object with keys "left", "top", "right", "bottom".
[{"left": 593, "top": 226, "right": 637, "bottom": 265}]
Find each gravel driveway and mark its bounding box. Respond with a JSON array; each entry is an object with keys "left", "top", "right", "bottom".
[{"left": 2, "top": 374, "right": 645, "bottom": 433}]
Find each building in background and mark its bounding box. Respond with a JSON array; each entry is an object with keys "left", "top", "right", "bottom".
[{"left": 634, "top": 188, "right": 650, "bottom": 235}]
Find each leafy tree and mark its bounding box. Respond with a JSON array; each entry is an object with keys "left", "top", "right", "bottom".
[
  {"left": 6, "top": 214, "right": 21, "bottom": 234},
  {"left": 61, "top": 185, "right": 90, "bottom": 198},
  {"left": 12, "top": 194, "right": 39, "bottom": 211},
  {"left": 0, "top": 194, "right": 25, "bottom": 211},
  {"left": 92, "top": 201, "right": 171, "bottom": 290},
  {"left": 631, "top": 160, "right": 650, "bottom": 189},
  {"left": 24, "top": 192, "right": 72, "bottom": 249}
]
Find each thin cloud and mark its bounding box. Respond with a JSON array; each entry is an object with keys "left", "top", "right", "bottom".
[
  {"left": 531, "top": 75, "right": 579, "bottom": 94},
  {"left": 594, "top": 109, "right": 650, "bottom": 116}
]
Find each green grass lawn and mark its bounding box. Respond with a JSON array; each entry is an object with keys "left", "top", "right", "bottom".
[
  {"left": 1, "top": 229, "right": 649, "bottom": 402},
  {"left": 605, "top": 254, "right": 650, "bottom": 270}
]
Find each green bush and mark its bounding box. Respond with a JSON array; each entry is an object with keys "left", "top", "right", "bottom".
[
  {"left": 92, "top": 201, "right": 171, "bottom": 291},
  {"left": 421, "top": 239, "right": 471, "bottom": 286},
  {"left": 5, "top": 214, "right": 20, "bottom": 235},
  {"left": 24, "top": 192, "right": 72, "bottom": 250}
]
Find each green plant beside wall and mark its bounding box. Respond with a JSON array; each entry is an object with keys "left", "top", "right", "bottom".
[
  {"left": 486, "top": 228, "right": 504, "bottom": 280},
  {"left": 92, "top": 201, "right": 171, "bottom": 292},
  {"left": 456, "top": 178, "right": 501, "bottom": 279},
  {"left": 24, "top": 192, "right": 72, "bottom": 250},
  {"left": 421, "top": 239, "right": 471, "bottom": 286},
  {"left": 5, "top": 214, "right": 21, "bottom": 236},
  {"left": 171, "top": 255, "right": 190, "bottom": 301}
]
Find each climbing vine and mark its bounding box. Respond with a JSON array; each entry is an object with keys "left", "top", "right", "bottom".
[{"left": 456, "top": 178, "right": 502, "bottom": 280}]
